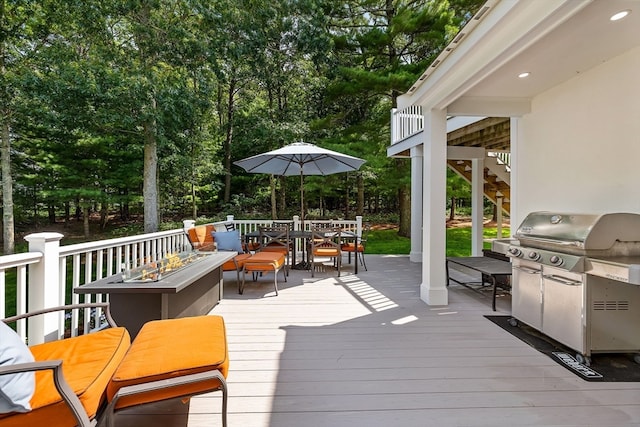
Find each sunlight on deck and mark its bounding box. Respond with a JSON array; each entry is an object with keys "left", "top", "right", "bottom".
[{"left": 340, "top": 274, "right": 399, "bottom": 312}]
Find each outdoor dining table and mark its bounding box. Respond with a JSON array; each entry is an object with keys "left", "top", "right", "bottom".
[
  {"left": 445, "top": 256, "right": 512, "bottom": 311},
  {"left": 244, "top": 229, "right": 360, "bottom": 273}
]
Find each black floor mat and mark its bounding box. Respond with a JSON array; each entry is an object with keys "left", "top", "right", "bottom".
[{"left": 485, "top": 315, "right": 640, "bottom": 382}]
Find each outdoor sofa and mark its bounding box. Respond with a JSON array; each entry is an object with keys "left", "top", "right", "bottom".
[{"left": 0, "top": 302, "right": 228, "bottom": 427}]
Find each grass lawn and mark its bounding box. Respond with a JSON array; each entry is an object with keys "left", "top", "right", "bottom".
[{"left": 367, "top": 226, "right": 511, "bottom": 257}]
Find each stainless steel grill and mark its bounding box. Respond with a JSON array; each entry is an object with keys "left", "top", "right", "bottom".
[{"left": 507, "top": 211, "right": 640, "bottom": 365}]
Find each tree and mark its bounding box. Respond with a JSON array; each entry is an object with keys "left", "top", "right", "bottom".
[
  {"left": 447, "top": 169, "right": 470, "bottom": 221},
  {"left": 316, "top": 0, "right": 483, "bottom": 233},
  {"left": 0, "top": 0, "right": 50, "bottom": 252},
  {"left": 110, "top": 0, "right": 220, "bottom": 229},
  {"left": 0, "top": 0, "right": 486, "bottom": 244}
]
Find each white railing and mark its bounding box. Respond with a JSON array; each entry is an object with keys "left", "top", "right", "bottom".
[
  {"left": 488, "top": 151, "right": 511, "bottom": 168},
  {"left": 1, "top": 215, "right": 362, "bottom": 344},
  {"left": 230, "top": 216, "right": 362, "bottom": 236},
  {"left": 391, "top": 105, "right": 424, "bottom": 144},
  {"left": 0, "top": 252, "right": 43, "bottom": 338},
  {"left": 2, "top": 229, "right": 193, "bottom": 344}
]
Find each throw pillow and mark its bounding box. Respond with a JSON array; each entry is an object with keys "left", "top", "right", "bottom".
[
  {"left": 0, "top": 322, "right": 35, "bottom": 413},
  {"left": 212, "top": 230, "right": 244, "bottom": 253}
]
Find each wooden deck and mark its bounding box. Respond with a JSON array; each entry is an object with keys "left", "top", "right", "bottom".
[{"left": 112, "top": 255, "right": 640, "bottom": 427}]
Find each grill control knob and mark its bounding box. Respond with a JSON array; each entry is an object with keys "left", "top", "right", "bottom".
[
  {"left": 549, "top": 255, "right": 563, "bottom": 266},
  {"left": 527, "top": 251, "right": 540, "bottom": 261},
  {"left": 508, "top": 247, "right": 522, "bottom": 257}
]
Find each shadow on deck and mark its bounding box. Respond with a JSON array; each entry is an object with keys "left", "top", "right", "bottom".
[{"left": 111, "top": 255, "right": 640, "bottom": 427}]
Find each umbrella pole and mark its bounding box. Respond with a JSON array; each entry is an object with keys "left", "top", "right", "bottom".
[
  {"left": 300, "top": 170, "right": 304, "bottom": 228},
  {"left": 294, "top": 169, "right": 311, "bottom": 270}
]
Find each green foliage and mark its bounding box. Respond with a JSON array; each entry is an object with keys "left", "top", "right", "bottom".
[
  {"left": 1, "top": 0, "right": 486, "bottom": 238},
  {"left": 366, "top": 229, "right": 411, "bottom": 254},
  {"left": 447, "top": 227, "right": 512, "bottom": 256},
  {"left": 364, "top": 225, "right": 510, "bottom": 256}
]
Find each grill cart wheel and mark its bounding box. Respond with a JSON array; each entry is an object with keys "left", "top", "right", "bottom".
[{"left": 575, "top": 353, "right": 591, "bottom": 366}]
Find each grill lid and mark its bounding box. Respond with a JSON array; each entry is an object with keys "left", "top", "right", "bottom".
[{"left": 515, "top": 212, "right": 640, "bottom": 253}]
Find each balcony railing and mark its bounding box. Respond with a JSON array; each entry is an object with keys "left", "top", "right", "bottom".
[
  {"left": 391, "top": 105, "right": 424, "bottom": 144},
  {"left": 0, "top": 215, "right": 361, "bottom": 344},
  {"left": 488, "top": 151, "right": 511, "bottom": 170}
]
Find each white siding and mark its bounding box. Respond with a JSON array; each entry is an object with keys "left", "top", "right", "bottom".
[{"left": 513, "top": 46, "right": 640, "bottom": 225}]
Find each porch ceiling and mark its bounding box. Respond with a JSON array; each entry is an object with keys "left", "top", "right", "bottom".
[
  {"left": 392, "top": 0, "right": 640, "bottom": 157},
  {"left": 403, "top": 0, "right": 640, "bottom": 116},
  {"left": 460, "top": 0, "right": 640, "bottom": 102}
]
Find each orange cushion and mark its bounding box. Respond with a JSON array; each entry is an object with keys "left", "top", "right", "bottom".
[
  {"left": 187, "top": 225, "right": 215, "bottom": 250},
  {"left": 313, "top": 247, "right": 340, "bottom": 257},
  {"left": 222, "top": 253, "right": 252, "bottom": 271},
  {"left": 260, "top": 246, "right": 288, "bottom": 255},
  {"left": 0, "top": 327, "right": 130, "bottom": 427},
  {"left": 107, "top": 316, "right": 228, "bottom": 410},
  {"left": 341, "top": 243, "right": 364, "bottom": 252},
  {"left": 244, "top": 252, "right": 285, "bottom": 272},
  {"left": 243, "top": 241, "right": 261, "bottom": 252}
]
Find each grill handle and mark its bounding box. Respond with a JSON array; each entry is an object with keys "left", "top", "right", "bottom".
[
  {"left": 513, "top": 265, "right": 541, "bottom": 274},
  {"left": 517, "top": 236, "right": 582, "bottom": 248},
  {"left": 543, "top": 274, "right": 582, "bottom": 286}
]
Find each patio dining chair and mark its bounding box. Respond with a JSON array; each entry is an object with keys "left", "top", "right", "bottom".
[
  {"left": 341, "top": 223, "right": 370, "bottom": 271},
  {"left": 309, "top": 226, "right": 342, "bottom": 277},
  {"left": 258, "top": 225, "right": 291, "bottom": 274}
]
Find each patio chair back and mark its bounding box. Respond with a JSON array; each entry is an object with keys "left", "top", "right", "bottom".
[
  {"left": 258, "top": 225, "right": 291, "bottom": 273},
  {"left": 341, "top": 223, "right": 370, "bottom": 271},
  {"left": 271, "top": 220, "right": 294, "bottom": 230},
  {"left": 309, "top": 220, "right": 333, "bottom": 229},
  {"left": 310, "top": 226, "right": 342, "bottom": 277}
]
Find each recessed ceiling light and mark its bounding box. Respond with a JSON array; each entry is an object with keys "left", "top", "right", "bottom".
[
  {"left": 610, "top": 10, "right": 631, "bottom": 21},
  {"left": 518, "top": 72, "right": 530, "bottom": 78}
]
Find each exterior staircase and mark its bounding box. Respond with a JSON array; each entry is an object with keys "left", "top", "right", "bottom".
[{"left": 447, "top": 151, "right": 511, "bottom": 214}]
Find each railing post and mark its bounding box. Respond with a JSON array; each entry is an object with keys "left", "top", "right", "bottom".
[
  {"left": 356, "top": 216, "right": 363, "bottom": 237},
  {"left": 183, "top": 219, "right": 195, "bottom": 230},
  {"left": 391, "top": 108, "right": 397, "bottom": 143},
  {"left": 226, "top": 215, "right": 234, "bottom": 223},
  {"left": 293, "top": 215, "right": 300, "bottom": 231},
  {"left": 496, "top": 196, "right": 504, "bottom": 238},
  {"left": 24, "top": 232, "right": 64, "bottom": 344}
]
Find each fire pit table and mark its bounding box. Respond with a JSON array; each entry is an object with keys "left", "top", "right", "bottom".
[{"left": 75, "top": 251, "right": 235, "bottom": 338}]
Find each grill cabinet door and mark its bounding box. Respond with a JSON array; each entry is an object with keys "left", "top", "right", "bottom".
[
  {"left": 512, "top": 259, "right": 543, "bottom": 330},
  {"left": 542, "top": 266, "right": 585, "bottom": 353}
]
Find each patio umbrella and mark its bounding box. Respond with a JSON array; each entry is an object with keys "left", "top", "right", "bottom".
[{"left": 233, "top": 142, "right": 366, "bottom": 225}]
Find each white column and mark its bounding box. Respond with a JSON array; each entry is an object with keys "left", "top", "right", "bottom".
[
  {"left": 471, "top": 157, "right": 484, "bottom": 256},
  {"left": 421, "top": 108, "right": 448, "bottom": 306},
  {"left": 410, "top": 145, "right": 423, "bottom": 262},
  {"left": 496, "top": 196, "right": 504, "bottom": 238},
  {"left": 24, "top": 232, "right": 64, "bottom": 344},
  {"left": 510, "top": 117, "right": 520, "bottom": 226}
]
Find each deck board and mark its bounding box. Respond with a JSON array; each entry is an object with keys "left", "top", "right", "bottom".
[{"left": 109, "top": 255, "right": 640, "bottom": 427}]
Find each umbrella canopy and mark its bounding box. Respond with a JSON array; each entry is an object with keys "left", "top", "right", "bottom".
[
  {"left": 233, "top": 142, "right": 365, "bottom": 176},
  {"left": 234, "top": 142, "right": 366, "bottom": 223}
]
